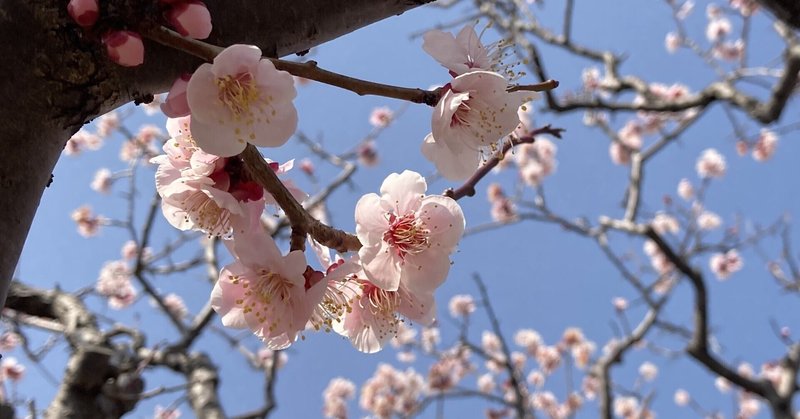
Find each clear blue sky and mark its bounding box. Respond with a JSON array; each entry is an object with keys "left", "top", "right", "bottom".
[{"left": 13, "top": 1, "right": 800, "bottom": 417}]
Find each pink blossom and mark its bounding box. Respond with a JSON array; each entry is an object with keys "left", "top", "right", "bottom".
[
  {"left": 0, "top": 358, "right": 24, "bottom": 382},
  {"left": 357, "top": 142, "right": 379, "bottom": 167},
  {"left": 514, "top": 329, "right": 543, "bottom": 355},
  {"left": 715, "top": 377, "right": 731, "bottom": 393},
  {"left": 210, "top": 219, "right": 324, "bottom": 348},
  {"left": 638, "top": 362, "right": 658, "bottom": 381},
  {"left": 96, "top": 112, "right": 119, "bottom": 138},
  {"left": 256, "top": 347, "right": 287, "bottom": 370},
  {"left": 167, "top": 1, "right": 212, "bottom": 40},
  {"left": 712, "top": 39, "right": 745, "bottom": 61},
  {"left": 422, "top": 25, "right": 498, "bottom": 76},
  {"left": 299, "top": 158, "right": 314, "bottom": 176},
  {"left": 369, "top": 106, "right": 394, "bottom": 128},
  {"left": 186, "top": 44, "right": 297, "bottom": 157},
  {"left": 612, "top": 297, "right": 628, "bottom": 311},
  {"left": 161, "top": 74, "right": 192, "bottom": 118},
  {"left": 582, "top": 67, "right": 602, "bottom": 91},
  {"left": 677, "top": 178, "right": 694, "bottom": 200},
  {"left": 333, "top": 272, "right": 436, "bottom": 353},
  {"left": 478, "top": 373, "right": 496, "bottom": 393},
  {"left": 422, "top": 71, "right": 530, "bottom": 180},
  {"left": 652, "top": 212, "right": 680, "bottom": 235},
  {"left": 696, "top": 148, "right": 726, "bottom": 178},
  {"left": 96, "top": 261, "right": 137, "bottom": 309},
  {"left": 697, "top": 211, "right": 722, "bottom": 230},
  {"left": 448, "top": 294, "right": 476, "bottom": 318},
  {"left": 355, "top": 171, "right": 465, "bottom": 293},
  {"left": 514, "top": 139, "right": 558, "bottom": 186},
  {"left": 752, "top": 129, "right": 778, "bottom": 161},
  {"left": 0, "top": 333, "right": 20, "bottom": 352},
  {"left": 151, "top": 116, "right": 268, "bottom": 238},
  {"left": 491, "top": 198, "right": 517, "bottom": 223},
  {"left": 571, "top": 341, "right": 595, "bottom": 369},
  {"left": 91, "top": 168, "right": 113, "bottom": 194},
  {"left": 323, "top": 378, "right": 356, "bottom": 419},
  {"left": 71, "top": 205, "right": 104, "bottom": 237},
  {"left": 706, "top": 18, "right": 732, "bottom": 42},
  {"left": 422, "top": 327, "right": 441, "bottom": 353},
  {"left": 67, "top": 0, "right": 99, "bottom": 28},
  {"left": 665, "top": 32, "right": 682, "bottom": 53},
  {"left": 674, "top": 389, "right": 690, "bottom": 406},
  {"left": 163, "top": 293, "right": 188, "bottom": 318},
  {"left": 710, "top": 249, "right": 743, "bottom": 280},
  {"left": 359, "top": 364, "right": 423, "bottom": 418},
  {"left": 609, "top": 122, "right": 642, "bottom": 165},
  {"left": 730, "top": 0, "right": 758, "bottom": 16},
  {"left": 536, "top": 345, "right": 562, "bottom": 375},
  {"left": 102, "top": 31, "right": 145, "bottom": 67},
  {"left": 65, "top": 129, "right": 102, "bottom": 155}
]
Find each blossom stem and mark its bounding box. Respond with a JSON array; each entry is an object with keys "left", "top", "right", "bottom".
[
  {"left": 240, "top": 145, "right": 362, "bottom": 253},
  {"left": 443, "top": 125, "right": 565, "bottom": 201},
  {"left": 140, "top": 25, "right": 442, "bottom": 106}
]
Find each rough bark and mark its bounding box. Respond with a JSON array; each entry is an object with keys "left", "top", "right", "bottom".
[{"left": 0, "top": 0, "right": 433, "bottom": 308}]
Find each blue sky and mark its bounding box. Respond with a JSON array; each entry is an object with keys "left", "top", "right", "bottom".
[{"left": 12, "top": 1, "right": 800, "bottom": 417}]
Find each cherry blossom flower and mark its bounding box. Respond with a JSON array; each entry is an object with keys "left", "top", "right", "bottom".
[
  {"left": 612, "top": 297, "right": 628, "bottom": 311},
  {"left": 422, "top": 25, "right": 501, "bottom": 76},
  {"left": 712, "top": 39, "right": 745, "bottom": 61},
  {"left": 167, "top": 1, "right": 212, "bottom": 40},
  {"left": 677, "top": 178, "right": 694, "bottom": 200},
  {"left": 96, "top": 112, "right": 120, "bottom": 138},
  {"left": 333, "top": 269, "right": 435, "bottom": 353},
  {"left": 256, "top": 347, "right": 288, "bottom": 370},
  {"left": 752, "top": 129, "right": 778, "bottom": 161},
  {"left": 638, "top": 362, "right": 658, "bottom": 381},
  {"left": 422, "top": 71, "right": 530, "bottom": 180},
  {"left": 96, "top": 261, "right": 137, "bottom": 309},
  {"left": 357, "top": 141, "right": 379, "bottom": 167},
  {"left": 71, "top": 205, "right": 105, "bottom": 237},
  {"left": 674, "top": 389, "right": 690, "bottom": 406},
  {"left": 65, "top": 129, "right": 102, "bottom": 155},
  {"left": 0, "top": 358, "right": 25, "bottom": 382},
  {"left": 355, "top": 171, "right": 465, "bottom": 293},
  {"left": 514, "top": 329, "right": 543, "bottom": 355},
  {"left": 68, "top": 0, "right": 99, "bottom": 28},
  {"left": 163, "top": 293, "right": 189, "bottom": 318},
  {"left": 696, "top": 148, "right": 726, "bottom": 178},
  {"left": 448, "top": 294, "right": 475, "bottom": 318},
  {"left": 359, "top": 364, "right": 423, "bottom": 418},
  {"left": 323, "top": 378, "right": 356, "bottom": 419},
  {"left": 369, "top": 106, "right": 394, "bottom": 128},
  {"left": 211, "top": 216, "right": 324, "bottom": 348},
  {"left": 103, "top": 30, "right": 145, "bottom": 67},
  {"left": 514, "top": 139, "right": 558, "bottom": 187},
  {"left": 697, "top": 211, "right": 722, "bottom": 230},
  {"left": 187, "top": 44, "right": 297, "bottom": 156},
  {"left": 710, "top": 249, "right": 743, "bottom": 280},
  {"left": 665, "top": 32, "right": 682, "bottom": 53},
  {"left": 730, "top": 0, "right": 758, "bottom": 16},
  {"left": 478, "top": 373, "right": 496, "bottom": 393},
  {"left": 152, "top": 116, "right": 269, "bottom": 238},
  {"left": 0, "top": 333, "right": 20, "bottom": 352},
  {"left": 90, "top": 168, "right": 113, "bottom": 194},
  {"left": 706, "top": 18, "right": 732, "bottom": 42},
  {"left": 652, "top": 212, "right": 680, "bottom": 235}
]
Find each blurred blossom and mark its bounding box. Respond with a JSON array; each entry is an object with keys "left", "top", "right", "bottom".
[
  {"left": 65, "top": 129, "right": 102, "bottom": 156},
  {"left": 752, "top": 129, "right": 778, "bottom": 162},
  {"left": 652, "top": 212, "right": 680, "bottom": 235},
  {"left": 96, "top": 111, "right": 119, "bottom": 138},
  {"left": 0, "top": 358, "right": 25, "bottom": 382},
  {"left": 357, "top": 141, "right": 379, "bottom": 167},
  {"left": 612, "top": 297, "right": 628, "bottom": 311},
  {"left": 674, "top": 389, "right": 690, "bottom": 406},
  {"left": 369, "top": 106, "right": 394, "bottom": 128},
  {"left": 71, "top": 205, "right": 104, "bottom": 237},
  {"left": 421, "top": 327, "right": 440, "bottom": 353},
  {"left": 323, "top": 377, "right": 355, "bottom": 419},
  {"left": 0, "top": 333, "right": 20, "bottom": 352},
  {"left": 448, "top": 294, "right": 476, "bottom": 318},
  {"left": 96, "top": 260, "right": 137, "bottom": 309},
  {"left": 257, "top": 348, "right": 288, "bottom": 370},
  {"left": 478, "top": 373, "right": 496, "bottom": 393},
  {"left": 697, "top": 211, "right": 722, "bottom": 230},
  {"left": 710, "top": 249, "right": 743, "bottom": 280},
  {"left": 154, "top": 405, "right": 181, "bottom": 419},
  {"left": 665, "top": 32, "right": 682, "bottom": 53},
  {"left": 638, "top": 362, "right": 658, "bottom": 381},
  {"left": 706, "top": 17, "right": 732, "bottom": 42},
  {"left": 676, "top": 0, "right": 694, "bottom": 19},
  {"left": 715, "top": 376, "right": 731, "bottom": 393},
  {"left": 696, "top": 148, "right": 726, "bottom": 178},
  {"left": 90, "top": 168, "right": 113, "bottom": 194}
]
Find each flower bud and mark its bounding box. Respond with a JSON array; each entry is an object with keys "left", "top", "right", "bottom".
[
  {"left": 160, "top": 73, "right": 191, "bottom": 117},
  {"left": 167, "top": 1, "right": 212, "bottom": 40},
  {"left": 103, "top": 31, "right": 144, "bottom": 67},
  {"left": 67, "top": 0, "right": 99, "bottom": 28}
]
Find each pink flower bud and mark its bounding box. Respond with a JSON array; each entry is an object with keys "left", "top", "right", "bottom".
[
  {"left": 103, "top": 31, "right": 144, "bottom": 67},
  {"left": 68, "top": 0, "right": 99, "bottom": 28},
  {"left": 167, "top": 1, "right": 212, "bottom": 40},
  {"left": 160, "top": 73, "right": 191, "bottom": 117},
  {"left": 299, "top": 159, "right": 315, "bottom": 176}
]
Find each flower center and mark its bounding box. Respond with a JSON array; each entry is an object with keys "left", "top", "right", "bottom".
[
  {"left": 360, "top": 282, "right": 400, "bottom": 317},
  {"left": 254, "top": 270, "right": 294, "bottom": 304},
  {"left": 383, "top": 212, "right": 430, "bottom": 259},
  {"left": 182, "top": 192, "right": 231, "bottom": 237},
  {"left": 216, "top": 73, "right": 262, "bottom": 119},
  {"left": 450, "top": 99, "right": 472, "bottom": 128}
]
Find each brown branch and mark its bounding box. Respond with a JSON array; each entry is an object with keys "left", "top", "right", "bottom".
[
  {"left": 443, "top": 125, "right": 564, "bottom": 200},
  {"left": 240, "top": 145, "right": 361, "bottom": 253}
]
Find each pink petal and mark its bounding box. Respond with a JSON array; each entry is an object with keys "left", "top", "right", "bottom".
[
  {"left": 401, "top": 248, "right": 451, "bottom": 294},
  {"left": 359, "top": 242, "right": 401, "bottom": 291},
  {"left": 168, "top": 1, "right": 213, "bottom": 40},
  {"left": 211, "top": 44, "right": 262, "bottom": 77},
  {"left": 421, "top": 133, "right": 480, "bottom": 181},
  {"left": 354, "top": 193, "right": 389, "bottom": 245},
  {"left": 379, "top": 170, "right": 426, "bottom": 215},
  {"left": 417, "top": 195, "right": 465, "bottom": 249}
]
